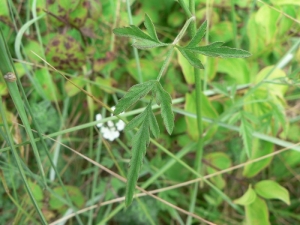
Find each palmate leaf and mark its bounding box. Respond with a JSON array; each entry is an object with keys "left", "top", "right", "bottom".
[
  {"left": 114, "top": 80, "right": 156, "bottom": 115},
  {"left": 155, "top": 82, "right": 174, "bottom": 134},
  {"left": 187, "top": 42, "right": 251, "bottom": 58},
  {"left": 177, "top": 47, "right": 204, "bottom": 69}
]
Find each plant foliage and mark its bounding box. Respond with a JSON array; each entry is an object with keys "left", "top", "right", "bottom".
[{"left": 113, "top": 13, "right": 251, "bottom": 206}]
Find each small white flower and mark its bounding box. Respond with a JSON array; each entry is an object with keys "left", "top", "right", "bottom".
[
  {"left": 95, "top": 106, "right": 125, "bottom": 141},
  {"left": 116, "top": 120, "right": 125, "bottom": 131},
  {"left": 107, "top": 120, "right": 114, "bottom": 127},
  {"left": 96, "top": 114, "right": 103, "bottom": 128}
]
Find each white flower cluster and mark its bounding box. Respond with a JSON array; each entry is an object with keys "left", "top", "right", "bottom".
[{"left": 96, "top": 106, "right": 125, "bottom": 141}]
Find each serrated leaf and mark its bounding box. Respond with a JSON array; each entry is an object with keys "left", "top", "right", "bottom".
[
  {"left": 132, "top": 39, "right": 169, "bottom": 49},
  {"left": 125, "top": 120, "right": 150, "bottom": 206},
  {"left": 113, "top": 25, "right": 155, "bottom": 42},
  {"left": 114, "top": 80, "right": 156, "bottom": 115},
  {"left": 187, "top": 42, "right": 251, "bottom": 58},
  {"left": 144, "top": 14, "right": 159, "bottom": 42},
  {"left": 254, "top": 180, "right": 290, "bottom": 205},
  {"left": 148, "top": 107, "right": 160, "bottom": 138},
  {"left": 234, "top": 185, "right": 257, "bottom": 206},
  {"left": 177, "top": 47, "right": 204, "bottom": 69},
  {"left": 240, "top": 112, "right": 253, "bottom": 158},
  {"left": 186, "top": 20, "right": 207, "bottom": 48},
  {"left": 155, "top": 83, "right": 174, "bottom": 134},
  {"left": 125, "top": 110, "right": 148, "bottom": 131}
]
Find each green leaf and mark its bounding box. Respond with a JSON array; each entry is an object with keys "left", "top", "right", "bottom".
[
  {"left": 114, "top": 80, "right": 156, "bottom": 115},
  {"left": 177, "top": 48, "right": 195, "bottom": 84},
  {"left": 144, "top": 14, "right": 159, "bottom": 42},
  {"left": 243, "top": 140, "right": 274, "bottom": 178},
  {"left": 245, "top": 197, "right": 270, "bottom": 225},
  {"left": 185, "top": 90, "right": 218, "bottom": 141},
  {"left": 113, "top": 25, "right": 155, "bottom": 42},
  {"left": 155, "top": 82, "right": 174, "bottom": 134},
  {"left": 28, "top": 180, "right": 44, "bottom": 202},
  {"left": 125, "top": 110, "right": 148, "bottom": 131},
  {"left": 125, "top": 120, "right": 150, "bottom": 206},
  {"left": 187, "top": 43, "right": 251, "bottom": 58},
  {"left": 132, "top": 39, "right": 169, "bottom": 49},
  {"left": 217, "top": 58, "right": 252, "bottom": 84},
  {"left": 204, "top": 152, "right": 231, "bottom": 189},
  {"left": 234, "top": 185, "right": 257, "bottom": 206},
  {"left": 149, "top": 107, "right": 160, "bottom": 138},
  {"left": 254, "top": 180, "right": 290, "bottom": 205},
  {"left": 186, "top": 20, "right": 207, "bottom": 48},
  {"left": 177, "top": 47, "right": 204, "bottom": 69},
  {"left": 240, "top": 111, "right": 253, "bottom": 158}
]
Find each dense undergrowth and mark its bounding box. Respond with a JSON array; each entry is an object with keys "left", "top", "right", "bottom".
[{"left": 1, "top": 0, "right": 300, "bottom": 224}]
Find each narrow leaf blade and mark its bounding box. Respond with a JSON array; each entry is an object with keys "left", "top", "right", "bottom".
[
  {"left": 148, "top": 107, "right": 160, "bottom": 138},
  {"left": 114, "top": 80, "right": 156, "bottom": 115},
  {"left": 125, "top": 110, "right": 148, "bottom": 131},
  {"left": 186, "top": 20, "right": 207, "bottom": 48},
  {"left": 113, "top": 26, "right": 154, "bottom": 42},
  {"left": 177, "top": 47, "right": 204, "bottom": 69},
  {"left": 125, "top": 122, "right": 150, "bottom": 206},
  {"left": 189, "top": 43, "right": 251, "bottom": 58},
  {"left": 132, "top": 39, "right": 169, "bottom": 50},
  {"left": 144, "top": 14, "right": 159, "bottom": 42},
  {"left": 240, "top": 112, "right": 253, "bottom": 158},
  {"left": 155, "top": 83, "right": 174, "bottom": 134}
]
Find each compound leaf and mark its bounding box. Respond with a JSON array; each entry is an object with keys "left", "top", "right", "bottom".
[{"left": 114, "top": 80, "right": 156, "bottom": 115}]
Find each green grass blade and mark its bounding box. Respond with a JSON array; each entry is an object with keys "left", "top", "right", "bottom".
[{"left": 0, "top": 102, "right": 48, "bottom": 225}]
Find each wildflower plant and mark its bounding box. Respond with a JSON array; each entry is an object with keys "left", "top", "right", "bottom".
[{"left": 113, "top": 14, "right": 251, "bottom": 206}]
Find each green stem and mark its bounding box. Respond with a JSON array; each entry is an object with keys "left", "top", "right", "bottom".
[
  {"left": 126, "top": 0, "right": 143, "bottom": 83},
  {"left": 156, "top": 48, "right": 174, "bottom": 81},
  {"left": 173, "top": 16, "right": 195, "bottom": 45},
  {"left": 177, "top": 0, "right": 193, "bottom": 17},
  {"left": 186, "top": 0, "right": 204, "bottom": 224}
]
